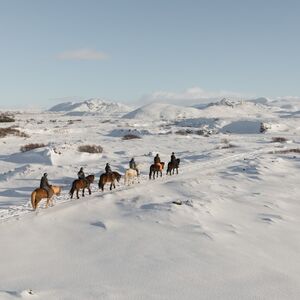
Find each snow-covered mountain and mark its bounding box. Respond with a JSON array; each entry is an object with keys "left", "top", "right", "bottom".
[
  {"left": 123, "top": 102, "right": 202, "bottom": 121},
  {"left": 48, "top": 98, "right": 131, "bottom": 116}
]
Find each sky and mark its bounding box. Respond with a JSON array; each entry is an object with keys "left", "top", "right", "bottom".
[{"left": 0, "top": 0, "right": 300, "bottom": 108}]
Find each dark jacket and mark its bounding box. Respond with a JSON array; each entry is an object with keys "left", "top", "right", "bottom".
[
  {"left": 105, "top": 164, "right": 112, "bottom": 174},
  {"left": 154, "top": 155, "right": 161, "bottom": 164},
  {"left": 40, "top": 175, "right": 50, "bottom": 189},
  {"left": 129, "top": 159, "right": 136, "bottom": 169},
  {"left": 171, "top": 154, "right": 176, "bottom": 163},
  {"left": 78, "top": 170, "right": 86, "bottom": 180}
]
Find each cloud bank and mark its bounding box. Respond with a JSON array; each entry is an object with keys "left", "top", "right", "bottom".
[
  {"left": 138, "top": 87, "right": 250, "bottom": 106},
  {"left": 57, "top": 49, "right": 108, "bottom": 61}
]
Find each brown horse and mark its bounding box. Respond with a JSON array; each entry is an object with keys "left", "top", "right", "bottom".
[
  {"left": 149, "top": 162, "right": 165, "bottom": 179},
  {"left": 166, "top": 158, "right": 180, "bottom": 175},
  {"left": 98, "top": 171, "right": 121, "bottom": 191},
  {"left": 69, "top": 174, "right": 95, "bottom": 199},
  {"left": 31, "top": 185, "right": 61, "bottom": 210}
]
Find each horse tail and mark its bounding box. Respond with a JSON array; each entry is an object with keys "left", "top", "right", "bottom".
[
  {"left": 69, "top": 181, "right": 76, "bottom": 196},
  {"left": 31, "top": 191, "right": 37, "bottom": 210}
]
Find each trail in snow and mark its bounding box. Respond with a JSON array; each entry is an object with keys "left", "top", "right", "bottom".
[{"left": 0, "top": 145, "right": 283, "bottom": 223}]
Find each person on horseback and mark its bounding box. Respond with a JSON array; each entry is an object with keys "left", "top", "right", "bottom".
[
  {"left": 40, "top": 173, "right": 53, "bottom": 198},
  {"left": 129, "top": 157, "right": 139, "bottom": 175},
  {"left": 105, "top": 163, "right": 112, "bottom": 174},
  {"left": 78, "top": 167, "right": 89, "bottom": 186},
  {"left": 154, "top": 153, "right": 161, "bottom": 165},
  {"left": 170, "top": 152, "right": 176, "bottom": 164}
]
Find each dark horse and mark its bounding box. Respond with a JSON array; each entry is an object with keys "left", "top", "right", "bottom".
[
  {"left": 98, "top": 171, "right": 122, "bottom": 191},
  {"left": 149, "top": 162, "right": 165, "bottom": 180},
  {"left": 69, "top": 174, "right": 95, "bottom": 199},
  {"left": 166, "top": 158, "right": 180, "bottom": 175}
]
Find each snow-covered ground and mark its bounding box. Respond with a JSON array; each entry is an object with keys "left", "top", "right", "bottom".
[{"left": 0, "top": 98, "right": 300, "bottom": 299}]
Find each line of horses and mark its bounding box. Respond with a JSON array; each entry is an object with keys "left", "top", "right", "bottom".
[{"left": 31, "top": 158, "right": 180, "bottom": 211}]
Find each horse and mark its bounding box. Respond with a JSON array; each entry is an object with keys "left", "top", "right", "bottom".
[
  {"left": 69, "top": 174, "right": 95, "bottom": 199},
  {"left": 31, "top": 185, "right": 61, "bottom": 210},
  {"left": 98, "top": 171, "right": 121, "bottom": 191},
  {"left": 124, "top": 168, "right": 139, "bottom": 185},
  {"left": 166, "top": 158, "right": 180, "bottom": 175},
  {"left": 149, "top": 162, "right": 165, "bottom": 179}
]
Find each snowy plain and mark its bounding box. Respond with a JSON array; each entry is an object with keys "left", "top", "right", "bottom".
[{"left": 0, "top": 98, "right": 300, "bottom": 299}]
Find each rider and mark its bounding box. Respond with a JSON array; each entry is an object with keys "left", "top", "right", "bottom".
[
  {"left": 105, "top": 163, "right": 112, "bottom": 174},
  {"left": 170, "top": 152, "right": 176, "bottom": 164},
  {"left": 78, "top": 167, "right": 89, "bottom": 185},
  {"left": 40, "top": 173, "right": 53, "bottom": 198},
  {"left": 154, "top": 153, "right": 161, "bottom": 165},
  {"left": 129, "top": 157, "right": 139, "bottom": 175}
]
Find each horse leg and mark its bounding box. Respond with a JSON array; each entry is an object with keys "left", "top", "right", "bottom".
[
  {"left": 110, "top": 182, "right": 112, "bottom": 190},
  {"left": 149, "top": 170, "right": 154, "bottom": 179},
  {"left": 176, "top": 167, "right": 178, "bottom": 174},
  {"left": 88, "top": 186, "right": 91, "bottom": 195},
  {"left": 76, "top": 189, "right": 79, "bottom": 199},
  {"left": 46, "top": 198, "right": 50, "bottom": 208},
  {"left": 82, "top": 188, "right": 85, "bottom": 197}
]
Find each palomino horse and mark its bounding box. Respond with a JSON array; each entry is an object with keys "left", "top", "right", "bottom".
[
  {"left": 149, "top": 162, "right": 165, "bottom": 179},
  {"left": 98, "top": 171, "right": 121, "bottom": 191},
  {"left": 31, "top": 185, "right": 61, "bottom": 210},
  {"left": 166, "top": 158, "right": 180, "bottom": 175},
  {"left": 124, "top": 168, "right": 139, "bottom": 185},
  {"left": 69, "top": 174, "right": 95, "bottom": 199}
]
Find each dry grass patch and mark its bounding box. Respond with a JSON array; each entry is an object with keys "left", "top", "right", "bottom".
[
  {"left": 0, "top": 127, "right": 29, "bottom": 138},
  {"left": 20, "top": 143, "right": 46, "bottom": 152},
  {"left": 0, "top": 113, "right": 15, "bottom": 123},
  {"left": 174, "top": 129, "right": 193, "bottom": 135},
  {"left": 122, "top": 134, "right": 141, "bottom": 140},
  {"left": 78, "top": 145, "right": 103, "bottom": 153},
  {"left": 68, "top": 119, "right": 82, "bottom": 125},
  {"left": 270, "top": 148, "right": 300, "bottom": 154},
  {"left": 271, "top": 137, "right": 288, "bottom": 143}
]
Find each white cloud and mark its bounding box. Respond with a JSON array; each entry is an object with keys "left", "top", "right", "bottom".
[
  {"left": 139, "top": 87, "right": 250, "bottom": 106},
  {"left": 57, "top": 49, "right": 109, "bottom": 61}
]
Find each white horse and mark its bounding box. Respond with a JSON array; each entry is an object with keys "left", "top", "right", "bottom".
[{"left": 124, "top": 168, "right": 139, "bottom": 185}]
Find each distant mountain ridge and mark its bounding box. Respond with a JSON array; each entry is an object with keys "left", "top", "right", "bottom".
[
  {"left": 122, "top": 102, "right": 202, "bottom": 121},
  {"left": 48, "top": 98, "right": 131, "bottom": 116}
]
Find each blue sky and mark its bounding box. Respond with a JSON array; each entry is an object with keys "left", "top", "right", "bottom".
[{"left": 0, "top": 0, "right": 300, "bottom": 108}]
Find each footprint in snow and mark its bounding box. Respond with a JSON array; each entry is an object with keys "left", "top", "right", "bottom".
[
  {"left": 0, "top": 289, "right": 37, "bottom": 299},
  {"left": 90, "top": 221, "right": 107, "bottom": 230},
  {"left": 259, "top": 213, "right": 283, "bottom": 223}
]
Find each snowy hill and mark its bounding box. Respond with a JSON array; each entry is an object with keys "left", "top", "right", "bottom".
[
  {"left": 1, "top": 98, "right": 300, "bottom": 299},
  {"left": 49, "top": 98, "right": 131, "bottom": 116},
  {"left": 123, "top": 102, "right": 202, "bottom": 120}
]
